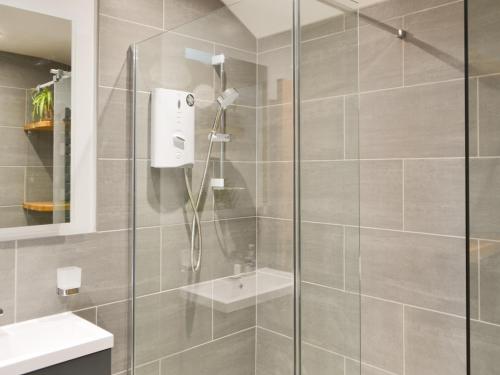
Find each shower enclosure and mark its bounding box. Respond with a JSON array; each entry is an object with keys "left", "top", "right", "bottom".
[{"left": 131, "top": 0, "right": 500, "bottom": 374}]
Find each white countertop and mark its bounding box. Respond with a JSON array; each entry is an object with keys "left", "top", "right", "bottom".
[{"left": 0, "top": 312, "right": 113, "bottom": 375}]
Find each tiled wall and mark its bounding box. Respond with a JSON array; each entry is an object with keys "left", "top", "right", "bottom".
[{"left": 0, "top": 52, "right": 60, "bottom": 228}]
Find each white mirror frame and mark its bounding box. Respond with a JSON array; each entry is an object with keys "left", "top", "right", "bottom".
[{"left": 0, "top": 0, "right": 97, "bottom": 240}]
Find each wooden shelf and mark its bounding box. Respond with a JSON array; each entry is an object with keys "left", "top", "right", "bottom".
[
  {"left": 24, "top": 120, "right": 54, "bottom": 132},
  {"left": 23, "top": 201, "right": 70, "bottom": 213}
]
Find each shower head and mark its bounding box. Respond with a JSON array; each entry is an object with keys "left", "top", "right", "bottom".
[{"left": 217, "top": 88, "right": 239, "bottom": 109}]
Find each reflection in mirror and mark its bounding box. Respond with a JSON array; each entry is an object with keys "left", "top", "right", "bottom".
[{"left": 0, "top": 4, "right": 71, "bottom": 228}]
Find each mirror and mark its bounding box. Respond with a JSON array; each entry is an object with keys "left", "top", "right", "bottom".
[{"left": 0, "top": 0, "right": 96, "bottom": 239}]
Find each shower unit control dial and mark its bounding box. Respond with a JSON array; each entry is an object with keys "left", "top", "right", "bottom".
[{"left": 151, "top": 88, "right": 195, "bottom": 168}]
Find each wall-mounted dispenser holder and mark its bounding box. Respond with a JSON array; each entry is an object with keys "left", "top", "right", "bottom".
[
  {"left": 57, "top": 266, "right": 81, "bottom": 296},
  {"left": 151, "top": 88, "right": 195, "bottom": 168}
]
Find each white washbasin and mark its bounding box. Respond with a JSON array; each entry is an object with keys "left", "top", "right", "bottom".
[
  {"left": 180, "top": 267, "right": 293, "bottom": 313},
  {"left": 0, "top": 312, "right": 113, "bottom": 375}
]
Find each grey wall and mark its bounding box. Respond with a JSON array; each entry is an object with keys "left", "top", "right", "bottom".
[{"left": 0, "top": 52, "right": 58, "bottom": 228}]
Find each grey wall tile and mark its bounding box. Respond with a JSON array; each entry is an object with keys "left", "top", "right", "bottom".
[
  {"left": 404, "top": 159, "right": 465, "bottom": 236},
  {"left": 470, "top": 240, "right": 479, "bottom": 320},
  {"left": 136, "top": 227, "right": 161, "bottom": 296},
  {"left": 345, "top": 94, "right": 359, "bottom": 159},
  {"left": 0, "top": 167, "right": 24, "bottom": 206},
  {"left": 97, "top": 159, "right": 130, "bottom": 231},
  {"left": 257, "top": 291, "right": 293, "bottom": 338},
  {"left": 469, "top": 77, "right": 479, "bottom": 157},
  {"left": 135, "top": 92, "right": 152, "bottom": 160},
  {"left": 302, "top": 222, "right": 344, "bottom": 289},
  {"left": 26, "top": 132, "right": 53, "bottom": 167},
  {"left": 0, "top": 206, "right": 29, "bottom": 228},
  {"left": 135, "top": 361, "right": 160, "bottom": 375},
  {"left": 469, "top": 0, "right": 500, "bottom": 76},
  {"left": 404, "top": 2, "right": 464, "bottom": 85},
  {"left": 0, "top": 87, "right": 26, "bottom": 127},
  {"left": 136, "top": 160, "right": 161, "bottom": 228},
  {"left": 345, "top": 360, "right": 396, "bottom": 375},
  {"left": 214, "top": 45, "right": 257, "bottom": 107},
  {"left": 100, "top": 0, "right": 163, "bottom": 28},
  {"left": 135, "top": 288, "right": 212, "bottom": 364},
  {"left": 175, "top": 7, "right": 256, "bottom": 52},
  {"left": 0, "top": 242, "right": 15, "bottom": 326},
  {"left": 0, "top": 51, "right": 54, "bottom": 89},
  {"left": 301, "top": 14, "right": 345, "bottom": 42},
  {"left": 161, "top": 328, "right": 255, "bottom": 375},
  {"left": 302, "top": 343, "right": 344, "bottom": 375},
  {"left": 0, "top": 127, "right": 28, "bottom": 166},
  {"left": 301, "top": 97, "right": 344, "bottom": 161},
  {"left": 97, "top": 300, "right": 131, "bottom": 373},
  {"left": 478, "top": 75, "right": 500, "bottom": 156},
  {"left": 256, "top": 327, "right": 293, "bottom": 375},
  {"left": 258, "top": 31, "right": 292, "bottom": 54},
  {"left": 258, "top": 104, "right": 293, "bottom": 162},
  {"left": 74, "top": 307, "right": 97, "bottom": 324},
  {"left": 163, "top": 0, "right": 225, "bottom": 31},
  {"left": 358, "top": 81, "right": 464, "bottom": 158},
  {"left": 301, "top": 161, "right": 359, "bottom": 225},
  {"left": 257, "top": 162, "right": 293, "bottom": 219},
  {"left": 257, "top": 218, "right": 293, "bottom": 272},
  {"left": 213, "top": 161, "right": 256, "bottom": 219},
  {"left": 99, "top": 15, "right": 159, "bottom": 89},
  {"left": 302, "top": 282, "right": 360, "bottom": 358},
  {"left": 361, "top": 296, "right": 403, "bottom": 374},
  {"left": 25, "top": 166, "right": 53, "bottom": 202},
  {"left": 471, "top": 320, "right": 500, "bottom": 375},
  {"left": 257, "top": 47, "right": 293, "bottom": 106},
  {"left": 218, "top": 105, "right": 256, "bottom": 162},
  {"left": 360, "top": 160, "right": 403, "bottom": 230},
  {"left": 470, "top": 158, "right": 500, "bottom": 240},
  {"left": 360, "top": 228, "right": 465, "bottom": 315},
  {"left": 405, "top": 307, "right": 466, "bottom": 375},
  {"left": 360, "top": 18, "right": 403, "bottom": 91},
  {"left": 479, "top": 241, "right": 500, "bottom": 324},
  {"left": 345, "top": 226, "right": 361, "bottom": 293},
  {"left": 16, "top": 231, "right": 130, "bottom": 321},
  {"left": 97, "top": 87, "right": 132, "bottom": 159},
  {"left": 301, "top": 29, "right": 358, "bottom": 100},
  {"left": 359, "top": 0, "right": 454, "bottom": 24}
]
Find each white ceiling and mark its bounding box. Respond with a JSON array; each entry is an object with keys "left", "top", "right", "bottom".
[
  {"left": 0, "top": 4, "right": 71, "bottom": 65},
  {"left": 222, "top": 0, "right": 385, "bottom": 39}
]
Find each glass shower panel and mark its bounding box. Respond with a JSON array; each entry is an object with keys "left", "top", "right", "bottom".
[
  {"left": 299, "top": 0, "right": 361, "bottom": 374},
  {"left": 132, "top": 3, "right": 294, "bottom": 374},
  {"left": 468, "top": 0, "right": 500, "bottom": 373}
]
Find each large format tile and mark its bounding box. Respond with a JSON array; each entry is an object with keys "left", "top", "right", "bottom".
[
  {"left": 360, "top": 160, "right": 403, "bottom": 230},
  {"left": 301, "top": 222, "right": 343, "bottom": 289},
  {"left": 359, "top": 0, "right": 454, "bottom": 24},
  {"left": 136, "top": 160, "right": 161, "bottom": 228},
  {"left": 97, "top": 300, "right": 131, "bottom": 374},
  {"left": 217, "top": 105, "right": 256, "bottom": 162},
  {"left": 300, "top": 97, "right": 344, "bottom": 161},
  {"left": 404, "top": 159, "right": 465, "bottom": 236},
  {"left": 0, "top": 167, "right": 24, "bottom": 206},
  {"left": 135, "top": 227, "right": 161, "bottom": 296},
  {"left": 213, "top": 161, "right": 256, "bottom": 219},
  {"left": 257, "top": 47, "right": 293, "bottom": 106},
  {"left": 161, "top": 328, "right": 255, "bottom": 375},
  {"left": 257, "top": 218, "right": 293, "bottom": 272},
  {"left": 257, "top": 162, "right": 293, "bottom": 219},
  {"left": 0, "top": 51, "right": 55, "bottom": 89},
  {"left": 256, "top": 328, "right": 293, "bottom": 375},
  {"left": 100, "top": 0, "right": 163, "bottom": 28},
  {"left": 0, "top": 206, "right": 29, "bottom": 228},
  {"left": 470, "top": 158, "right": 500, "bottom": 240},
  {"left": 404, "top": 2, "right": 464, "bottom": 85},
  {"left": 16, "top": 231, "right": 130, "bottom": 321},
  {"left": 302, "top": 282, "right": 360, "bottom": 358},
  {"left": 135, "top": 288, "right": 212, "bottom": 364},
  {"left": 361, "top": 296, "right": 403, "bottom": 374},
  {"left": 479, "top": 241, "right": 500, "bottom": 324},
  {"left": 301, "top": 29, "right": 358, "bottom": 100},
  {"left": 404, "top": 307, "right": 466, "bottom": 375},
  {"left": 163, "top": 0, "right": 224, "bottom": 30},
  {"left": 97, "top": 159, "right": 130, "bottom": 231},
  {"left": 358, "top": 81, "right": 464, "bottom": 158},
  {"left": 301, "top": 13, "right": 345, "bottom": 42},
  {"left": 301, "top": 161, "right": 359, "bottom": 225},
  {"left": 0, "top": 87, "right": 26, "bottom": 127},
  {"left": 0, "top": 127, "right": 28, "bottom": 166},
  {"left": 97, "top": 87, "right": 132, "bottom": 159},
  {"left": 469, "top": 0, "right": 500, "bottom": 76},
  {"left": 302, "top": 343, "right": 344, "bottom": 375},
  {"left": 471, "top": 320, "right": 500, "bottom": 375},
  {"left": 258, "top": 104, "right": 293, "bottom": 162},
  {"left": 0, "top": 242, "right": 15, "bottom": 326},
  {"left": 478, "top": 75, "right": 500, "bottom": 156},
  {"left": 25, "top": 166, "right": 53, "bottom": 202},
  {"left": 135, "top": 361, "right": 160, "bottom": 375},
  {"left": 99, "top": 15, "right": 159, "bottom": 89},
  {"left": 360, "top": 228, "right": 465, "bottom": 315},
  {"left": 359, "top": 18, "right": 403, "bottom": 91}
]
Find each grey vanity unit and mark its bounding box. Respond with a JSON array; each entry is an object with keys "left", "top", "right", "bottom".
[{"left": 27, "top": 350, "right": 111, "bottom": 375}]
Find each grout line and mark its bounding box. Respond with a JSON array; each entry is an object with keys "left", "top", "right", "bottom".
[
  {"left": 169, "top": 31, "right": 257, "bottom": 55},
  {"left": 402, "top": 160, "right": 405, "bottom": 231},
  {"left": 98, "top": 13, "right": 163, "bottom": 31}
]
